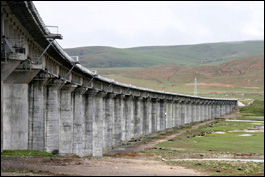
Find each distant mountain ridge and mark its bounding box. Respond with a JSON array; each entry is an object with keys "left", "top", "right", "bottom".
[{"left": 65, "top": 40, "right": 264, "bottom": 68}]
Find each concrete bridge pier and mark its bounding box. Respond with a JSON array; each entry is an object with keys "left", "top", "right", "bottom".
[
  {"left": 45, "top": 79, "right": 65, "bottom": 154},
  {"left": 143, "top": 97, "right": 151, "bottom": 135},
  {"left": 166, "top": 99, "right": 173, "bottom": 129},
  {"left": 124, "top": 95, "right": 134, "bottom": 141},
  {"left": 59, "top": 84, "right": 77, "bottom": 155},
  {"left": 83, "top": 89, "right": 97, "bottom": 156},
  {"left": 185, "top": 102, "right": 190, "bottom": 124},
  {"left": 196, "top": 103, "right": 200, "bottom": 122},
  {"left": 220, "top": 103, "right": 225, "bottom": 116},
  {"left": 28, "top": 75, "right": 51, "bottom": 151},
  {"left": 180, "top": 101, "right": 186, "bottom": 126},
  {"left": 216, "top": 104, "right": 221, "bottom": 117},
  {"left": 208, "top": 104, "right": 212, "bottom": 120},
  {"left": 113, "top": 94, "right": 124, "bottom": 145},
  {"left": 191, "top": 103, "right": 195, "bottom": 123},
  {"left": 93, "top": 91, "right": 106, "bottom": 157},
  {"left": 159, "top": 99, "right": 166, "bottom": 131},
  {"left": 156, "top": 99, "right": 161, "bottom": 131},
  {"left": 151, "top": 98, "right": 158, "bottom": 133},
  {"left": 103, "top": 93, "right": 116, "bottom": 150},
  {"left": 173, "top": 100, "right": 181, "bottom": 127},
  {"left": 72, "top": 87, "right": 87, "bottom": 157},
  {"left": 134, "top": 96, "right": 143, "bottom": 138},
  {"left": 3, "top": 63, "right": 42, "bottom": 150}
]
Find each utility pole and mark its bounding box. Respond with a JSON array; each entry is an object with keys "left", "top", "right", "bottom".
[{"left": 194, "top": 77, "right": 198, "bottom": 96}]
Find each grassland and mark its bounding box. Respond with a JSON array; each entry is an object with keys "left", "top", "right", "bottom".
[
  {"left": 65, "top": 40, "right": 264, "bottom": 68},
  {"left": 93, "top": 55, "right": 264, "bottom": 98},
  {"left": 1, "top": 150, "right": 55, "bottom": 158},
  {"left": 141, "top": 100, "right": 264, "bottom": 176}
]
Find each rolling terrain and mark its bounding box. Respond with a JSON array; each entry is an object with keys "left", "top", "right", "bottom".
[
  {"left": 98, "top": 55, "right": 264, "bottom": 96},
  {"left": 65, "top": 40, "right": 264, "bottom": 68}
]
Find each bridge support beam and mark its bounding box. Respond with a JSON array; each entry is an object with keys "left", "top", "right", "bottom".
[{"left": 166, "top": 100, "right": 173, "bottom": 129}]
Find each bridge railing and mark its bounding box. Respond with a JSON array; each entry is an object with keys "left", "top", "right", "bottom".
[{"left": 1, "top": 37, "right": 26, "bottom": 63}]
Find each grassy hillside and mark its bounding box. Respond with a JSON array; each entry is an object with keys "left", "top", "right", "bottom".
[
  {"left": 65, "top": 40, "right": 264, "bottom": 68},
  {"left": 98, "top": 55, "right": 264, "bottom": 96}
]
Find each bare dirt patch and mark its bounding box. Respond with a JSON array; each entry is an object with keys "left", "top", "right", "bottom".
[{"left": 1, "top": 120, "right": 218, "bottom": 176}]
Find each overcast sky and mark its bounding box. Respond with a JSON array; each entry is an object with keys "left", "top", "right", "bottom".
[{"left": 33, "top": 1, "right": 264, "bottom": 49}]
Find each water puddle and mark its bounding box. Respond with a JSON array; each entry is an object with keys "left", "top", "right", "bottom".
[
  {"left": 234, "top": 134, "right": 253, "bottom": 137},
  {"left": 229, "top": 130, "right": 264, "bottom": 133},
  {"left": 226, "top": 120, "right": 264, "bottom": 123},
  {"left": 215, "top": 131, "right": 226, "bottom": 134}
]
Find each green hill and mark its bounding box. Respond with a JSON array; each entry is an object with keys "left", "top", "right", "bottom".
[
  {"left": 99, "top": 55, "right": 264, "bottom": 96},
  {"left": 65, "top": 40, "right": 264, "bottom": 68}
]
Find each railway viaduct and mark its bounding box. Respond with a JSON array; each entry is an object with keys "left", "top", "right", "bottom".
[{"left": 1, "top": 1, "right": 238, "bottom": 157}]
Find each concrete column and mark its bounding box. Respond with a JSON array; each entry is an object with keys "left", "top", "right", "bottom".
[
  {"left": 180, "top": 102, "right": 186, "bottom": 126},
  {"left": 93, "top": 91, "right": 106, "bottom": 157},
  {"left": 166, "top": 100, "right": 173, "bottom": 129},
  {"left": 134, "top": 96, "right": 143, "bottom": 138},
  {"left": 199, "top": 103, "right": 203, "bottom": 121},
  {"left": 156, "top": 100, "right": 161, "bottom": 131},
  {"left": 28, "top": 79, "right": 49, "bottom": 151},
  {"left": 72, "top": 87, "right": 87, "bottom": 157},
  {"left": 226, "top": 104, "right": 230, "bottom": 114},
  {"left": 173, "top": 101, "right": 180, "bottom": 127},
  {"left": 205, "top": 103, "right": 208, "bottom": 120},
  {"left": 220, "top": 104, "right": 225, "bottom": 116},
  {"left": 185, "top": 102, "right": 190, "bottom": 124},
  {"left": 114, "top": 94, "right": 125, "bottom": 145},
  {"left": 212, "top": 104, "right": 215, "bottom": 119},
  {"left": 216, "top": 104, "right": 221, "bottom": 117},
  {"left": 103, "top": 93, "right": 115, "bottom": 150},
  {"left": 208, "top": 104, "right": 212, "bottom": 120},
  {"left": 124, "top": 95, "right": 133, "bottom": 141},
  {"left": 195, "top": 104, "right": 200, "bottom": 122},
  {"left": 201, "top": 103, "right": 205, "bottom": 121},
  {"left": 151, "top": 98, "right": 158, "bottom": 133},
  {"left": 1, "top": 81, "right": 3, "bottom": 152},
  {"left": 45, "top": 79, "right": 65, "bottom": 154},
  {"left": 83, "top": 89, "right": 97, "bottom": 156},
  {"left": 159, "top": 99, "right": 166, "bottom": 131},
  {"left": 172, "top": 102, "right": 175, "bottom": 127},
  {"left": 143, "top": 97, "right": 151, "bottom": 135},
  {"left": 191, "top": 104, "right": 195, "bottom": 123},
  {"left": 3, "top": 84, "right": 29, "bottom": 150},
  {"left": 59, "top": 84, "right": 77, "bottom": 155}
]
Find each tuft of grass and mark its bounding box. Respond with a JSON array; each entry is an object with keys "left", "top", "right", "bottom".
[
  {"left": 167, "top": 161, "right": 264, "bottom": 176},
  {"left": 1, "top": 150, "right": 56, "bottom": 158}
]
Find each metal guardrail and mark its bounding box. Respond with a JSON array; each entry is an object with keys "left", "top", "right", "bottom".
[{"left": 1, "top": 37, "right": 26, "bottom": 63}]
